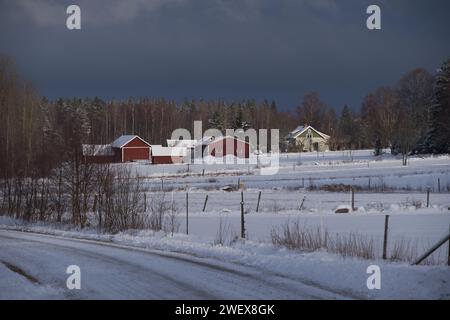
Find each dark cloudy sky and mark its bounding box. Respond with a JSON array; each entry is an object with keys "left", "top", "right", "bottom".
[{"left": 1, "top": 0, "right": 449, "bottom": 110}]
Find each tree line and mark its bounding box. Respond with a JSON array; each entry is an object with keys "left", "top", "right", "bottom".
[{"left": 0, "top": 53, "right": 449, "bottom": 227}]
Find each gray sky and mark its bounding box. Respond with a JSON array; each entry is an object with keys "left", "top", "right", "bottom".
[{"left": 1, "top": 0, "right": 449, "bottom": 111}]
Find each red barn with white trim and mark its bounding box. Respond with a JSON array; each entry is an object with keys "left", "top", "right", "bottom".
[{"left": 111, "top": 135, "right": 151, "bottom": 162}]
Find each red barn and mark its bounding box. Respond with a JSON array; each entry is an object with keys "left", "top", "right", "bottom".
[
  {"left": 204, "top": 136, "right": 250, "bottom": 158},
  {"left": 111, "top": 135, "right": 151, "bottom": 162}
]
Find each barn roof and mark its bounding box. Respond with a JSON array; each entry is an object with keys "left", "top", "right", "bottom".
[
  {"left": 151, "top": 145, "right": 187, "bottom": 157},
  {"left": 111, "top": 135, "right": 151, "bottom": 148}
]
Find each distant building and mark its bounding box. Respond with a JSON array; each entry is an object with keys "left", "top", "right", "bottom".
[
  {"left": 285, "top": 125, "right": 330, "bottom": 152},
  {"left": 83, "top": 135, "right": 151, "bottom": 163},
  {"left": 83, "top": 134, "right": 251, "bottom": 165},
  {"left": 200, "top": 136, "right": 250, "bottom": 158},
  {"left": 111, "top": 135, "right": 152, "bottom": 162}
]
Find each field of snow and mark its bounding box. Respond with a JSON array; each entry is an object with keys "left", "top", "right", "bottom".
[
  {"left": 1, "top": 149, "right": 449, "bottom": 299},
  {"left": 120, "top": 150, "right": 450, "bottom": 264},
  {"left": 126, "top": 150, "right": 450, "bottom": 192}
]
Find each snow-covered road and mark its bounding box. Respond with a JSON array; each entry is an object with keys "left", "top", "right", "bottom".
[{"left": 0, "top": 229, "right": 354, "bottom": 300}]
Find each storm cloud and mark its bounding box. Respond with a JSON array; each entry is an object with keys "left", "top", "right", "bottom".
[{"left": 1, "top": 0, "right": 449, "bottom": 109}]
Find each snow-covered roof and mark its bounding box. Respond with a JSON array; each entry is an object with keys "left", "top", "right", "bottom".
[
  {"left": 199, "top": 135, "right": 249, "bottom": 146},
  {"left": 287, "top": 125, "right": 330, "bottom": 140},
  {"left": 82, "top": 144, "right": 114, "bottom": 156},
  {"left": 111, "top": 135, "right": 151, "bottom": 148},
  {"left": 291, "top": 125, "right": 305, "bottom": 136},
  {"left": 167, "top": 139, "right": 197, "bottom": 148},
  {"left": 151, "top": 145, "right": 187, "bottom": 157}
]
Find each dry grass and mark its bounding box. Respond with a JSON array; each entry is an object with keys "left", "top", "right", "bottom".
[
  {"left": 270, "top": 219, "right": 444, "bottom": 264},
  {"left": 213, "top": 217, "right": 238, "bottom": 246}
]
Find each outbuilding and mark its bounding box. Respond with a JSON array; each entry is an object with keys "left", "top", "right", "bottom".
[
  {"left": 201, "top": 136, "right": 250, "bottom": 158},
  {"left": 111, "top": 135, "right": 152, "bottom": 162},
  {"left": 284, "top": 125, "right": 330, "bottom": 152}
]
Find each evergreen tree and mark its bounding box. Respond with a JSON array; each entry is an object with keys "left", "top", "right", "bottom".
[
  {"left": 208, "top": 110, "right": 223, "bottom": 132},
  {"left": 374, "top": 137, "right": 383, "bottom": 156},
  {"left": 338, "top": 105, "right": 353, "bottom": 148},
  {"left": 422, "top": 58, "right": 450, "bottom": 153},
  {"left": 233, "top": 107, "right": 251, "bottom": 131}
]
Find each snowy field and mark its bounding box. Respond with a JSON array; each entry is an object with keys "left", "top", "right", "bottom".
[
  {"left": 128, "top": 150, "right": 450, "bottom": 193},
  {"left": 1, "top": 149, "right": 449, "bottom": 299},
  {"left": 121, "top": 149, "right": 450, "bottom": 264}
]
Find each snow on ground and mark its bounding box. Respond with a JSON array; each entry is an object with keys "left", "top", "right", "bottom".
[
  {"left": 128, "top": 150, "right": 450, "bottom": 192},
  {"left": 0, "top": 256, "right": 62, "bottom": 299},
  {"left": 121, "top": 149, "right": 450, "bottom": 264},
  {"left": 0, "top": 222, "right": 449, "bottom": 299},
  {"left": 133, "top": 189, "right": 450, "bottom": 263},
  {"left": 1, "top": 150, "right": 449, "bottom": 299}
]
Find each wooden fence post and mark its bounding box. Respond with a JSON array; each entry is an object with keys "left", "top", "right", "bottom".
[
  {"left": 240, "top": 191, "right": 245, "bottom": 239},
  {"left": 447, "top": 220, "right": 450, "bottom": 266},
  {"left": 144, "top": 193, "right": 147, "bottom": 212},
  {"left": 299, "top": 196, "right": 306, "bottom": 211},
  {"left": 98, "top": 194, "right": 103, "bottom": 232},
  {"left": 351, "top": 187, "right": 355, "bottom": 211},
  {"left": 202, "top": 194, "right": 209, "bottom": 212},
  {"left": 382, "top": 215, "right": 390, "bottom": 260},
  {"left": 186, "top": 192, "right": 189, "bottom": 235},
  {"left": 438, "top": 178, "right": 441, "bottom": 193},
  {"left": 427, "top": 188, "right": 430, "bottom": 208},
  {"left": 256, "top": 191, "right": 262, "bottom": 212}
]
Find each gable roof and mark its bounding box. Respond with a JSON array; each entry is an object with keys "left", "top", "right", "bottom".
[
  {"left": 111, "top": 135, "right": 151, "bottom": 148},
  {"left": 288, "top": 125, "right": 330, "bottom": 140},
  {"left": 200, "top": 135, "right": 249, "bottom": 146}
]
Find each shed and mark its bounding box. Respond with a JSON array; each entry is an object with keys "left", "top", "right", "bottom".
[{"left": 111, "top": 135, "right": 151, "bottom": 162}]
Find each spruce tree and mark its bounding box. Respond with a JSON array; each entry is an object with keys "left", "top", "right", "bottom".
[
  {"left": 423, "top": 58, "right": 450, "bottom": 154},
  {"left": 208, "top": 111, "right": 223, "bottom": 132},
  {"left": 338, "top": 105, "right": 353, "bottom": 148}
]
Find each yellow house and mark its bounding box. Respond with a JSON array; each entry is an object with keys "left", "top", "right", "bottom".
[{"left": 285, "top": 125, "right": 330, "bottom": 152}]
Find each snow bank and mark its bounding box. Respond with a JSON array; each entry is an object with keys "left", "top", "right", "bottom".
[{"left": 1, "top": 218, "right": 449, "bottom": 300}]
